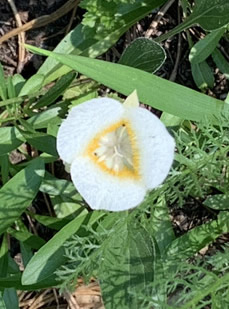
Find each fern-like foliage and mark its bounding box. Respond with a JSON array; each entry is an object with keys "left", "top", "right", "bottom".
[
  {"left": 80, "top": 0, "right": 137, "bottom": 38},
  {"left": 56, "top": 119, "right": 229, "bottom": 308}
]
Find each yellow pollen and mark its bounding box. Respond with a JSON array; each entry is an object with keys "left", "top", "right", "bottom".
[{"left": 84, "top": 120, "right": 140, "bottom": 179}]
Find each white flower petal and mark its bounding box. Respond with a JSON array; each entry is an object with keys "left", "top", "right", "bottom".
[
  {"left": 125, "top": 107, "right": 175, "bottom": 189},
  {"left": 57, "top": 98, "right": 124, "bottom": 164},
  {"left": 70, "top": 156, "right": 146, "bottom": 211}
]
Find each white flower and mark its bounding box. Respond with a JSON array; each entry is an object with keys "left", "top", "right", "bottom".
[{"left": 57, "top": 91, "right": 175, "bottom": 212}]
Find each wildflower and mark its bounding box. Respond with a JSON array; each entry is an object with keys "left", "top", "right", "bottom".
[{"left": 57, "top": 91, "right": 175, "bottom": 211}]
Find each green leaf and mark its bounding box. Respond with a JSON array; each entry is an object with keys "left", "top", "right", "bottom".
[
  {"left": 189, "top": 27, "right": 225, "bottom": 64},
  {"left": 0, "top": 62, "right": 7, "bottom": 101},
  {"left": 37, "top": 0, "right": 167, "bottom": 84},
  {"left": 33, "top": 214, "right": 70, "bottom": 230},
  {"left": 12, "top": 74, "right": 25, "bottom": 96},
  {"left": 191, "top": 61, "right": 215, "bottom": 90},
  {"left": 166, "top": 212, "right": 229, "bottom": 260},
  {"left": 156, "top": 0, "right": 229, "bottom": 42},
  {"left": 20, "top": 131, "right": 58, "bottom": 157},
  {"left": 33, "top": 71, "right": 76, "bottom": 109},
  {"left": 100, "top": 219, "right": 156, "bottom": 309},
  {"left": 7, "top": 76, "right": 16, "bottom": 99},
  {"left": 0, "top": 155, "right": 9, "bottom": 185},
  {"left": 3, "top": 288, "right": 19, "bottom": 309},
  {"left": 150, "top": 196, "right": 175, "bottom": 256},
  {"left": 119, "top": 38, "right": 166, "bottom": 73},
  {"left": 22, "top": 211, "right": 105, "bottom": 285},
  {"left": 0, "top": 127, "right": 24, "bottom": 156},
  {"left": 212, "top": 48, "right": 229, "bottom": 79},
  {"left": 27, "top": 107, "right": 61, "bottom": 129},
  {"left": 0, "top": 235, "right": 8, "bottom": 278},
  {"left": 7, "top": 227, "right": 45, "bottom": 250},
  {"left": 204, "top": 194, "right": 229, "bottom": 210},
  {"left": 194, "top": 0, "right": 229, "bottom": 31},
  {"left": 19, "top": 74, "right": 44, "bottom": 96},
  {"left": 0, "top": 293, "right": 6, "bottom": 309},
  {"left": 0, "top": 273, "right": 58, "bottom": 290},
  {"left": 0, "top": 158, "right": 44, "bottom": 235},
  {"left": 24, "top": 45, "right": 229, "bottom": 123}
]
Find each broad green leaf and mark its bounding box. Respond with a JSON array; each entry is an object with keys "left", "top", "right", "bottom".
[
  {"left": 212, "top": 48, "right": 229, "bottom": 79},
  {"left": 0, "top": 127, "right": 24, "bottom": 156},
  {"left": 194, "top": 0, "right": 229, "bottom": 31},
  {"left": 166, "top": 212, "right": 229, "bottom": 260},
  {"left": 40, "top": 172, "right": 86, "bottom": 218},
  {"left": 19, "top": 74, "right": 44, "bottom": 96},
  {"left": 40, "top": 172, "right": 77, "bottom": 197},
  {"left": 22, "top": 211, "right": 105, "bottom": 285},
  {"left": 0, "top": 62, "right": 7, "bottom": 101},
  {"left": 33, "top": 71, "right": 76, "bottom": 109},
  {"left": 191, "top": 61, "right": 215, "bottom": 90},
  {"left": 38, "top": 0, "right": 167, "bottom": 84},
  {"left": 0, "top": 158, "right": 44, "bottom": 235},
  {"left": 100, "top": 219, "right": 156, "bottom": 309},
  {"left": 156, "top": 0, "right": 229, "bottom": 42},
  {"left": 27, "top": 107, "right": 61, "bottom": 129},
  {"left": 204, "top": 194, "right": 229, "bottom": 210},
  {"left": 20, "top": 131, "right": 58, "bottom": 157},
  {"left": 24, "top": 45, "right": 229, "bottom": 123},
  {"left": 119, "top": 38, "right": 166, "bottom": 73},
  {"left": 189, "top": 27, "right": 225, "bottom": 64},
  {"left": 3, "top": 288, "right": 19, "bottom": 309}
]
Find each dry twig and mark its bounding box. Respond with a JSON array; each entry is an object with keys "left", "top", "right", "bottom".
[
  {"left": 145, "top": 0, "right": 176, "bottom": 38},
  {"left": 0, "top": 0, "right": 80, "bottom": 45},
  {"left": 7, "top": 0, "right": 25, "bottom": 72}
]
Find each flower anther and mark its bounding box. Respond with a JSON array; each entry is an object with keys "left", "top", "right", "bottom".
[{"left": 57, "top": 91, "right": 175, "bottom": 211}]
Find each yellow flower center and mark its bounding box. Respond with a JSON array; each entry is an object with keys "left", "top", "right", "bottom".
[{"left": 85, "top": 120, "right": 140, "bottom": 179}]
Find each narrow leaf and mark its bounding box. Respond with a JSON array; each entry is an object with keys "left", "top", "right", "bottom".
[
  {"left": 0, "top": 158, "right": 44, "bottom": 235},
  {"left": 22, "top": 211, "right": 105, "bottom": 285},
  {"left": 189, "top": 27, "right": 225, "bottom": 64},
  {"left": 25, "top": 45, "right": 229, "bottom": 123}
]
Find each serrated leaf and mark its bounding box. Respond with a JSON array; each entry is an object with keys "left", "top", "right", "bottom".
[
  {"left": 189, "top": 27, "right": 225, "bottom": 64},
  {"left": 22, "top": 211, "right": 105, "bottom": 285},
  {"left": 119, "top": 38, "right": 166, "bottom": 73},
  {"left": 24, "top": 44, "right": 229, "bottom": 124},
  {"left": 0, "top": 158, "right": 44, "bottom": 235}
]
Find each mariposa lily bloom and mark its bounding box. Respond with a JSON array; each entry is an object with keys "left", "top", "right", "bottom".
[{"left": 57, "top": 91, "right": 175, "bottom": 211}]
